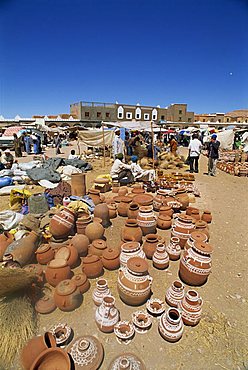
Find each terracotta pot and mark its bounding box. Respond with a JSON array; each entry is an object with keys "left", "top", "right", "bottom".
[
  {"left": 35, "top": 244, "right": 55, "bottom": 265},
  {"left": 137, "top": 205, "right": 157, "bottom": 236},
  {"left": 7, "top": 231, "right": 40, "bottom": 267},
  {"left": 159, "top": 205, "right": 173, "bottom": 218},
  {"left": 185, "top": 231, "right": 207, "bottom": 250},
  {"left": 112, "top": 181, "right": 120, "bottom": 194},
  {"left": 45, "top": 259, "right": 72, "bottom": 287},
  {"left": 186, "top": 206, "right": 199, "bottom": 216},
  {"left": 152, "top": 243, "right": 169, "bottom": 269},
  {"left": 0, "top": 231, "right": 13, "bottom": 261},
  {"left": 85, "top": 221, "right": 104, "bottom": 242},
  {"left": 143, "top": 234, "right": 159, "bottom": 259},
  {"left": 159, "top": 308, "right": 184, "bottom": 342},
  {"left": 89, "top": 239, "right": 107, "bottom": 257},
  {"left": 157, "top": 215, "right": 172, "bottom": 230},
  {"left": 35, "top": 296, "right": 56, "bottom": 314},
  {"left": 195, "top": 220, "right": 210, "bottom": 240},
  {"left": 132, "top": 310, "right": 152, "bottom": 334},
  {"left": 55, "top": 245, "right": 79, "bottom": 268},
  {"left": 30, "top": 347, "right": 72, "bottom": 370},
  {"left": 120, "top": 241, "right": 145, "bottom": 267},
  {"left": 175, "top": 191, "right": 189, "bottom": 210},
  {"left": 76, "top": 215, "right": 92, "bottom": 235},
  {"left": 102, "top": 247, "right": 120, "bottom": 270},
  {"left": 68, "top": 336, "right": 103, "bottom": 369},
  {"left": 21, "top": 332, "right": 56, "bottom": 370},
  {"left": 166, "top": 236, "right": 181, "bottom": 260},
  {"left": 92, "top": 278, "right": 111, "bottom": 306},
  {"left": 118, "top": 257, "right": 152, "bottom": 306},
  {"left": 127, "top": 203, "right": 139, "bottom": 219},
  {"left": 132, "top": 194, "right": 154, "bottom": 206},
  {"left": 165, "top": 280, "right": 185, "bottom": 307},
  {"left": 117, "top": 197, "right": 132, "bottom": 217},
  {"left": 121, "top": 219, "right": 143, "bottom": 243},
  {"left": 72, "top": 273, "right": 90, "bottom": 294},
  {"left": 118, "top": 186, "right": 128, "bottom": 196},
  {"left": 178, "top": 289, "right": 203, "bottom": 326},
  {"left": 109, "top": 354, "right": 146, "bottom": 370},
  {"left": 179, "top": 241, "right": 213, "bottom": 286},
  {"left": 88, "top": 189, "right": 101, "bottom": 205},
  {"left": 191, "top": 209, "right": 201, "bottom": 221},
  {"left": 163, "top": 195, "right": 176, "bottom": 205},
  {"left": 95, "top": 295, "right": 120, "bottom": 333},
  {"left": 171, "top": 214, "right": 195, "bottom": 248},
  {"left": 132, "top": 187, "right": 145, "bottom": 194},
  {"left": 70, "top": 234, "right": 89, "bottom": 257},
  {"left": 201, "top": 210, "right": 212, "bottom": 224},
  {"left": 146, "top": 298, "right": 165, "bottom": 317},
  {"left": 54, "top": 279, "right": 82, "bottom": 312},
  {"left": 114, "top": 321, "right": 135, "bottom": 343},
  {"left": 94, "top": 203, "right": 111, "bottom": 228},
  {"left": 107, "top": 203, "right": 118, "bottom": 219},
  {"left": 49, "top": 208, "right": 75, "bottom": 239},
  {"left": 71, "top": 173, "right": 86, "bottom": 197},
  {"left": 81, "top": 254, "right": 103, "bottom": 278},
  {"left": 153, "top": 194, "right": 164, "bottom": 211}
]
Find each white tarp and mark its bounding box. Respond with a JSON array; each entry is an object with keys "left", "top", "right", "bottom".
[
  {"left": 203, "top": 129, "right": 234, "bottom": 150},
  {"left": 104, "top": 121, "right": 159, "bottom": 131},
  {"left": 78, "top": 129, "right": 114, "bottom": 147}
]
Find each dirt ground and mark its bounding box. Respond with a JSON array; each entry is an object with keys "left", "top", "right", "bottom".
[{"left": 2, "top": 144, "right": 248, "bottom": 370}]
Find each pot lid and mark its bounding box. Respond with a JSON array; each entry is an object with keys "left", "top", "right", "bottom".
[
  {"left": 88, "top": 189, "right": 100, "bottom": 195},
  {"left": 72, "top": 273, "right": 88, "bottom": 285},
  {"left": 194, "top": 241, "right": 213, "bottom": 255},
  {"left": 55, "top": 279, "right": 77, "bottom": 296},
  {"left": 195, "top": 220, "right": 208, "bottom": 228},
  {"left": 127, "top": 257, "right": 148, "bottom": 274},
  {"left": 190, "top": 231, "right": 207, "bottom": 242},
  {"left": 91, "top": 239, "right": 107, "bottom": 250},
  {"left": 113, "top": 195, "right": 132, "bottom": 203},
  {"left": 125, "top": 219, "right": 138, "bottom": 227},
  {"left": 121, "top": 242, "right": 140, "bottom": 253},
  {"left": 94, "top": 178, "right": 109, "bottom": 184},
  {"left": 36, "top": 244, "right": 51, "bottom": 254},
  {"left": 35, "top": 296, "right": 56, "bottom": 314},
  {"left": 133, "top": 194, "right": 154, "bottom": 206},
  {"left": 49, "top": 258, "right": 68, "bottom": 268},
  {"left": 102, "top": 247, "right": 120, "bottom": 260},
  {"left": 108, "top": 353, "right": 145, "bottom": 370},
  {"left": 55, "top": 247, "right": 70, "bottom": 261},
  {"left": 178, "top": 214, "right": 193, "bottom": 223},
  {"left": 138, "top": 205, "right": 153, "bottom": 212},
  {"left": 68, "top": 336, "right": 103, "bottom": 369},
  {"left": 83, "top": 254, "right": 101, "bottom": 264}
]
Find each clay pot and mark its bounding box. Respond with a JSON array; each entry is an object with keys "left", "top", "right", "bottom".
[
  {"left": 143, "top": 234, "right": 160, "bottom": 259},
  {"left": 50, "top": 323, "right": 72, "bottom": 347},
  {"left": 55, "top": 245, "right": 79, "bottom": 268},
  {"left": 127, "top": 203, "right": 139, "bottom": 219},
  {"left": 117, "top": 197, "right": 132, "bottom": 217},
  {"left": 76, "top": 215, "right": 92, "bottom": 235},
  {"left": 159, "top": 308, "right": 184, "bottom": 342},
  {"left": 171, "top": 214, "right": 195, "bottom": 248},
  {"left": 88, "top": 189, "right": 102, "bottom": 205},
  {"left": 94, "top": 203, "right": 111, "bottom": 228},
  {"left": 185, "top": 231, "right": 207, "bottom": 250},
  {"left": 108, "top": 203, "right": 118, "bottom": 219},
  {"left": 121, "top": 219, "right": 143, "bottom": 243},
  {"left": 95, "top": 295, "right": 120, "bottom": 333},
  {"left": 49, "top": 208, "right": 75, "bottom": 239},
  {"left": 85, "top": 221, "right": 104, "bottom": 242},
  {"left": 54, "top": 279, "right": 82, "bottom": 312},
  {"left": 71, "top": 173, "right": 86, "bottom": 197},
  {"left": 157, "top": 215, "right": 172, "bottom": 230},
  {"left": 114, "top": 321, "right": 135, "bottom": 343},
  {"left": 166, "top": 237, "right": 181, "bottom": 261},
  {"left": 30, "top": 347, "right": 71, "bottom": 370},
  {"left": 137, "top": 205, "right": 157, "bottom": 236},
  {"left": 178, "top": 289, "right": 203, "bottom": 326},
  {"left": 132, "top": 187, "right": 145, "bottom": 194},
  {"left": 45, "top": 259, "right": 72, "bottom": 287},
  {"left": 191, "top": 209, "right": 201, "bottom": 221},
  {"left": 82, "top": 254, "right": 103, "bottom": 278},
  {"left": 179, "top": 241, "right": 213, "bottom": 286},
  {"left": 152, "top": 243, "right": 169, "bottom": 269},
  {"left": 72, "top": 273, "right": 90, "bottom": 294},
  {"left": 0, "top": 231, "right": 13, "bottom": 261},
  {"left": 201, "top": 210, "right": 212, "bottom": 224},
  {"left": 92, "top": 278, "right": 111, "bottom": 306},
  {"left": 153, "top": 195, "right": 164, "bottom": 211},
  {"left": 146, "top": 298, "right": 166, "bottom": 317},
  {"left": 89, "top": 239, "right": 107, "bottom": 257},
  {"left": 70, "top": 234, "right": 89, "bottom": 257},
  {"left": 159, "top": 205, "right": 173, "bottom": 218},
  {"left": 35, "top": 296, "right": 56, "bottom": 314},
  {"left": 112, "top": 181, "right": 120, "bottom": 194},
  {"left": 35, "top": 244, "right": 55, "bottom": 265},
  {"left": 68, "top": 336, "right": 103, "bottom": 370},
  {"left": 186, "top": 206, "right": 199, "bottom": 216},
  {"left": 118, "top": 257, "right": 152, "bottom": 306},
  {"left": 195, "top": 220, "right": 210, "bottom": 240},
  {"left": 132, "top": 193, "right": 154, "bottom": 206},
  {"left": 109, "top": 353, "right": 146, "bottom": 370},
  {"left": 7, "top": 231, "right": 40, "bottom": 267},
  {"left": 102, "top": 247, "right": 120, "bottom": 270},
  {"left": 118, "top": 186, "right": 128, "bottom": 196},
  {"left": 120, "top": 242, "right": 145, "bottom": 267},
  {"left": 175, "top": 191, "right": 189, "bottom": 210},
  {"left": 21, "top": 332, "right": 56, "bottom": 370},
  {"left": 165, "top": 280, "right": 185, "bottom": 307}
]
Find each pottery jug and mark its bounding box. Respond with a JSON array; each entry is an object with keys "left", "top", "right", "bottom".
[
  {"left": 158, "top": 308, "right": 184, "bottom": 342},
  {"left": 137, "top": 205, "right": 157, "bottom": 236},
  {"left": 191, "top": 209, "right": 201, "bottom": 221},
  {"left": 153, "top": 194, "right": 164, "bottom": 211},
  {"left": 178, "top": 289, "right": 203, "bottom": 326},
  {"left": 120, "top": 241, "right": 145, "bottom": 267},
  {"left": 54, "top": 279, "right": 82, "bottom": 312},
  {"left": 85, "top": 221, "right": 104, "bottom": 242},
  {"left": 28, "top": 193, "right": 49, "bottom": 214},
  {"left": 159, "top": 205, "right": 173, "bottom": 218},
  {"left": 127, "top": 203, "right": 139, "bottom": 219},
  {"left": 55, "top": 245, "right": 79, "bottom": 268},
  {"left": 121, "top": 219, "right": 143, "bottom": 243},
  {"left": 88, "top": 189, "right": 101, "bottom": 205},
  {"left": 95, "top": 295, "right": 120, "bottom": 333},
  {"left": 88, "top": 239, "right": 107, "bottom": 257},
  {"left": 166, "top": 237, "right": 181, "bottom": 261},
  {"left": 72, "top": 273, "right": 90, "bottom": 294},
  {"left": 201, "top": 210, "right": 212, "bottom": 224},
  {"left": 35, "top": 244, "right": 55, "bottom": 265},
  {"left": 143, "top": 234, "right": 160, "bottom": 259},
  {"left": 49, "top": 207, "right": 75, "bottom": 239},
  {"left": 92, "top": 278, "right": 111, "bottom": 306},
  {"left": 118, "top": 186, "right": 128, "bottom": 196},
  {"left": 165, "top": 280, "right": 185, "bottom": 307},
  {"left": 6, "top": 231, "right": 40, "bottom": 267},
  {"left": 94, "top": 203, "right": 111, "bottom": 228},
  {"left": 71, "top": 173, "right": 86, "bottom": 197},
  {"left": 152, "top": 243, "right": 169, "bottom": 269},
  {"left": 76, "top": 215, "right": 92, "bottom": 235},
  {"left": 108, "top": 203, "right": 118, "bottom": 219},
  {"left": 117, "top": 197, "right": 132, "bottom": 217},
  {"left": 0, "top": 231, "right": 14, "bottom": 261},
  {"left": 175, "top": 191, "right": 189, "bottom": 211},
  {"left": 186, "top": 206, "right": 199, "bottom": 216},
  {"left": 102, "top": 247, "right": 120, "bottom": 270},
  {"left": 45, "top": 258, "right": 72, "bottom": 287},
  {"left": 70, "top": 234, "right": 89, "bottom": 257},
  {"left": 185, "top": 231, "right": 207, "bottom": 250},
  {"left": 157, "top": 215, "right": 172, "bottom": 230},
  {"left": 81, "top": 254, "right": 103, "bottom": 278}
]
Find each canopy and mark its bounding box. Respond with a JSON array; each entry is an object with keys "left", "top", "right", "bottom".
[
  {"left": 78, "top": 129, "right": 114, "bottom": 147},
  {"left": 104, "top": 121, "right": 159, "bottom": 131}
]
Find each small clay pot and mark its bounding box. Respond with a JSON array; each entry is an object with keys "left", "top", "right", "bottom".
[
  {"left": 35, "top": 296, "right": 56, "bottom": 314},
  {"left": 118, "top": 186, "right": 128, "bottom": 196},
  {"left": 85, "top": 221, "right": 105, "bottom": 242},
  {"left": 157, "top": 215, "right": 172, "bottom": 230},
  {"left": 30, "top": 347, "right": 71, "bottom": 370},
  {"left": 94, "top": 203, "right": 111, "bottom": 228},
  {"left": 35, "top": 244, "right": 55, "bottom": 265},
  {"left": 88, "top": 239, "right": 107, "bottom": 257},
  {"left": 55, "top": 245, "right": 79, "bottom": 269},
  {"left": 54, "top": 279, "right": 82, "bottom": 312},
  {"left": 127, "top": 203, "right": 139, "bottom": 219},
  {"left": 76, "top": 215, "right": 92, "bottom": 235},
  {"left": 117, "top": 197, "right": 132, "bottom": 217},
  {"left": 191, "top": 209, "right": 201, "bottom": 221},
  {"left": 143, "top": 234, "right": 160, "bottom": 259},
  {"left": 72, "top": 273, "right": 90, "bottom": 294},
  {"left": 186, "top": 206, "right": 199, "bottom": 216},
  {"left": 121, "top": 219, "right": 143, "bottom": 243},
  {"left": 88, "top": 189, "right": 101, "bottom": 205},
  {"left": 45, "top": 259, "right": 72, "bottom": 287},
  {"left": 82, "top": 254, "right": 103, "bottom": 278},
  {"left": 102, "top": 247, "right": 120, "bottom": 270},
  {"left": 108, "top": 203, "right": 118, "bottom": 219},
  {"left": 70, "top": 234, "right": 89, "bottom": 257},
  {"left": 201, "top": 210, "right": 212, "bottom": 224},
  {"left": 159, "top": 205, "right": 173, "bottom": 218}
]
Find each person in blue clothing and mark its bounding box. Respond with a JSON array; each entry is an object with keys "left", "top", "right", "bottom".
[
  {"left": 33, "top": 134, "right": 40, "bottom": 154},
  {"left": 207, "top": 134, "right": 220, "bottom": 176},
  {"left": 24, "top": 133, "right": 31, "bottom": 154}
]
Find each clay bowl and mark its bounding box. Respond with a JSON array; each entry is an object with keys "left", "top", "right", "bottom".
[{"left": 30, "top": 347, "right": 72, "bottom": 370}]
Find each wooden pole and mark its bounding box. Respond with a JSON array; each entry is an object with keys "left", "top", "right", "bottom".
[
  {"left": 151, "top": 120, "right": 155, "bottom": 170},
  {"left": 102, "top": 121, "right": 106, "bottom": 167}
]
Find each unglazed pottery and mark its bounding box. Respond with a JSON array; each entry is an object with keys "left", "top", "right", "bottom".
[
  {"left": 165, "top": 280, "right": 185, "bottom": 307},
  {"left": 159, "top": 205, "right": 173, "bottom": 218},
  {"left": 137, "top": 205, "right": 157, "bottom": 236},
  {"left": 95, "top": 295, "right": 120, "bottom": 333},
  {"left": 146, "top": 298, "right": 165, "bottom": 316},
  {"left": 178, "top": 289, "right": 203, "bottom": 326},
  {"left": 54, "top": 279, "right": 82, "bottom": 312},
  {"left": 201, "top": 210, "right": 212, "bottom": 224},
  {"left": 92, "top": 278, "right": 111, "bottom": 306},
  {"left": 114, "top": 321, "right": 135, "bottom": 344},
  {"left": 49, "top": 208, "right": 75, "bottom": 239},
  {"left": 7, "top": 231, "right": 40, "bottom": 267},
  {"left": 127, "top": 203, "right": 139, "bottom": 219},
  {"left": 191, "top": 209, "right": 201, "bottom": 221},
  {"left": 35, "top": 296, "right": 56, "bottom": 315},
  {"left": 55, "top": 245, "right": 79, "bottom": 268},
  {"left": 158, "top": 308, "right": 184, "bottom": 342},
  {"left": 195, "top": 220, "right": 210, "bottom": 240},
  {"left": 85, "top": 221, "right": 105, "bottom": 242},
  {"left": 45, "top": 259, "right": 72, "bottom": 287},
  {"left": 0, "top": 231, "right": 13, "bottom": 261},
  {"left": 171, "top": 214, "right": 195, "bottom": 248},
  {"left": 35, "top": 244, "right": 55, "bottom": 265},
  {"left": 120, "top": 242, "right": 145, "bottom": 268},
  {"left": 30, "top": 347, "right": 71, "bottom": 370},
  {"left": 143, "top": 234, "right": 160, "bottom": 259},
  {"left": 108, "top": 203, "right": 118, "bottom": 219},
  {"left": 70, "top": 234, "right": 89, "bottom": 257},
  {"left": 76, "top": 215, "right": 92, "bottom": 235},
  {"left": 68, "top": 335, "right": 103, "bottom": 369},
  {"left": 132, "top": 193, "right": 154, "bottom": 206},
  {"left": 94, "top": 203, "right": 111, "bottom": 228},
  {"left": 108, "top": 353, "right": 146, "bottom": 370},
  {"left": 166, "top": 237, "right": 181, "bottom": 261},
  {"left": 72, "top": 273, "right": 90, "bottom": 294},
  {"left": 88, "top": 189, "right": 102, "bottom": 205},
  {"left": 153, "top": 194, "right": 164, "bottom": 211},
  {"left": 132, "top": 310, "right": 152, "bottom": 334},
  {"left": 88, "top": 239, "right": 107, "bottom": 257},
  {"left": 117, "top": 196, "right": 132, "bottom": 217},
  {"left": 121, "top": 219, "right": 143, "bottom": 243},
  {"left": 50, "top": 323, "right": 72, "bottom": 347},
  {"left": 157, "top": 215, "right": 172, "bottom": 230},
  {"left": 152, "top": 243, "right": 169, "bottom": 270},
  {"left": 102, "top": 247, "right": 120, "bottom": 270},
  {"left": 81, "top": 254, "right": 103, "bottom": 279},
  {"left": 184, "top": 231, "right": 207, "bottom": 250}
]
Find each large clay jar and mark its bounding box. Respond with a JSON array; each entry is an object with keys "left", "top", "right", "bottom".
[
  {"left": 195, "top": 220, "right": 210, "bottom": 240},
  {"left": 191, "top": 209, "right": 201, "bottom": 221},
  {"left": 159, "top": 205, "right": 173, "bottom": 218},
  {"left": 0, "top": 231, "right": 13, "bottom": 261},
  {"left": 152, "top": 243, "right": 169, "bottom": 269},
  {"left": 45, "top": 259, "right": 72, "bottom": 287},
  {"left": 137, "top": 205, "right": 157, "bottom": 236},
  {"left": 118, "top": 257, "right": 152, "bottom": 306},
  {"left": 8, "top": 231, "right": 40, "bottom": 267},
  {"left": 72, "top": 273, "right": 90, "bottom": 294},
  {"left": 175, "top": 190, "right": 189, "bottom": 211},
  {"left": 82, "top": 254, "right": 103, "bottom": 278},
  {"left": 179, "top": 241, "right": 213, "bottom": 286},
  {"left": 118, "top": 186, "right": 128, "bottom": 196},
  {"left": 120, "top": 241, "right": 145, "bottom": 267},
  {"left": 21, "top": 332, "right": 56, "bottom": 370},
  {"left": 55, "top": 245, "right": 79, "bottom": 268},
  {"left": 89, "top": 239, "right": 107, "bottom": 257},
  {"left": 121, "top": 219, "right": 143, "bottom": 243},
  {"left": 185, "top": 231, "right": 207, "bottom": 250},
  {"left": 71, "top": 173, "right": 86, "bottom": 197},
  {"left": 94, "top": 203, "right": 111, "bottom": 228},
  {"left": 158, "top": 308, "right": 184, "bottom": 342},
  {"left": 143, "top": 234, "right": 160, "bottom": 259},
  {"left": 108, "top": 203, "right": 118, "bottom": 219},
  {"left": 88, "top": 189, "right": 101, "bottom": 205},
  {"left": 30, "top": 347, "right": 71, "bottom": 370},
  {"left": 85, "top": 221, "right": 104, "bottom": 242},
  {"left": 117, "top": 197, "right": 132, "bottom": 217},
  {"left": 166, "top": 237, "right": 181, "bottom": 261},
  {"left": 76, "top": 215, "right": 92, "bottom": 235},
  {"left": 35, "top": 244, "right": 55, "bottom": 265},
  {"left": 54, "top": 279, "right": 82, "bottom": 312},
  {"left": 165, "top": 280, "right": 185, "bottom": 307},
  {"left": 70, "top": 234, "right": 89, "bottom": 257},
  {"left": 178, "top": 289, "right": 203, "bottom": 326},
  {"left": 49, "top": 207, "right": 75, "bottom": 239},
  {"left": 95, "top": 296, "right": 120, "bottom": 333},
  {"left": 68, "top": 336, "right": 103, "bottom": 370},
  {"left": 92, "top": 278, "right": 111, "bottom": 306},
  {"left": 102, "top": 247, "right": 120, "bottom": 270},
  {"left": 153, "top": 194, "right": 164, "bottom": 211},
  {"left": 201, "top": 210, "right": 212, "bottom": 224},
  {"left": 109, "top": 353, "right": 146, "bottom": 370},
  {"left": 127, "top": 203, "right": 139, "bottom": 219},
  {"left": 171, "top": 214, "right": 195, "bottom": 248},
  {"left": 157, "top": 215, "right": 172, "bottom": 230}
]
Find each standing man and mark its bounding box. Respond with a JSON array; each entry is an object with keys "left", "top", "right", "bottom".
[
  {"left": 112, "top": 128, "right": 124, "bottom": 158},
  {"left": 169, "top": 136, "right": 178, "bottom": 156},
  {"left": 207, "top": 134, "right": 220, "bottom": 176},
  {"left": 188, "top": 133, "right": 202, "bottom": 173},
  {"left": 24, "top": 133, "right": 32, "bottom": 154},
  {"left": 53, "top": 133, "right": 62, "bottom": 155}
]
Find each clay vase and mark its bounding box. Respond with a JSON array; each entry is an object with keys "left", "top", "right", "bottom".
[
  {"left": 120, "top": 242, "right": 145, "bottom": 267},
  {"left": 8, "top": 231, "right": 40, "bottom": 267},
  {"left": 201, "top": 210, "right": 212, "bottom": 224},
  {"left": 157, "top": 215, "right": 172, "bottom": 230},
  {"left": 30, "top": 347, "right": 71, "bottom": 370},
  {"left": 21, "top": 332, "right": 56, "bottom": 370},
  {"left": 152, "top": 243, "right": 169, "bottom": 269},
  {"left": 92, "top": 278, "right": 111, "bottom": 306},
  {"left": 81, "top": 254, "right": 103, "bottom": 278},
  {"left": 195, "top": 220, "right": 210, "bottom": 240},
  {"left": 143, "top": 234, "right": 160, "bottom": 259},
  {"left": 54, "top": 279, "right": 82, "bottom": 312},
  {"left": 35, "top": 295, "right": 56, "bottom": 314},
  {"left": 127, "top": 203, "right": 139, "bottom": 219},
  {"left": 45, "top": 259, "right": 72, "bottom": 287},
  {"left": 102, "top": 247, "right": 120, "bottom": 270},
  {"left": 49, "top": 207, "right": 75, "bottom": 239},
  {"left": 137, "top": 205, "right": 157, "bottom": 236},
  {"left": 179, "top": 241, "right": 214, "bottom": 286},
  {"left": 158, "top": 308, "right": 184, "bottom": 342},
  {"left": 70, "top": 234, "right": 89, "bottom": 257},
  {"left": 121, "top": 219, "right": 143, "bottom": 243},
  {"left": 118, "top": 186, "right": 128, "bottom": 196},
  {"left": 166, "top": 237, "right": 181, "bottom": 261},
  {"left": 153, "top": 194, "right": 164, "bottom": 211},
  {"left": 89, "top": 239, "right": 107, "bottom": 257},
  {"left": 117, "top": 197, "right": 132, "bottom": 217},
  {"left": 165, "top": 280, "right": 185, "bottom": 307},
  {"left": 159, "top": 205, "right": 173, "bottom": 218},
  {"left": 55, "top": 245, "right": 79, "bottom": 268},
  {"left": 118, "top": 257, "right": 152, "bottom": 306},
  {"left": 95, "top": 295, "right": 120, "bottom": 333},
  {"left": 171, "top": 214, "right": 195, "bottom": 248},
  {"left": 0, "top": 231, "right": 13, "bottom": 261},
  {"left": 107, "top": 203, "right": 118, "bottom": 219},
  {"left": 94, "top": 203, "right": 111, "bottom": 228},
  {"left": 35, "top": 244, "right": 55, "bottom": 265},
  {"left": 109, "top": 354, "right": 146, "bottom": 370},
  {"left": 88, "top": 189, "right": 101, "bottom": 205},
  {"left": 76, "top": 215, "right": 92, "bottom": 235},
  {"left": 68, "top": 336, "right": 103, "bottom": 370},
  {"left": 178, "top": 289, "right": 203, "bottom": 326},
  {"left": 85, "top": 221, "right": 104, "bottom": 242},
  {"left": 71, "top": 173, "right": 86, "bottom": 197},
  {"left": 185, "top": 231, "right": 207, "bottom": 250},
  {"left": 72, "top": 273, "right": 90, "bottom": 294},
  {"left": 191, "top": 209, "right": 201, "bottom": 221}
]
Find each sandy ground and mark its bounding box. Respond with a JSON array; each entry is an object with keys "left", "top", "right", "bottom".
[{"left": 2, "top": 144, "right": 248, "bottom": 370}]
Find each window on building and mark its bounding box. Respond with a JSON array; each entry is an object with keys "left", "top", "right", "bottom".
[
  {"left": 245, "top": 119, "right": 247, "bottom": 123},
  {"left": 136, "top": 114, "right": 140, "bottom": 119},
  {"left": 161, "top": 115, "right": 165, "bottom": 120},
  {"left": 97, "top": 112, "right": 101, "bottom": 118},
  {"left": 178, "top": 117, "right": 182, "bottom": 121},
  {"left": 152, "top": 115, "right": 157, "bottom": 120},
  {"left": 118, "top": 113, "right": 123, "bottom": 119},
  {"left": 144, "top": 113, "right": 150, "bottom": 120},
  {"left": 226, "top": 118, "right": 230, "bottom": 122},
  {"left": 179, "top": 110, "right": 182, "bottom": 114},
  {"left": 126, "top": 112, "right": 132, "bottom": 119},
  {"left": 85, "top": 112, "right": 89, "bottom": 117},
  {"left": 188, "top": 118, "right": 191, "bottom": 122},
  {"left": 106, "top": 112, "right": 110, "bottom": 118}
]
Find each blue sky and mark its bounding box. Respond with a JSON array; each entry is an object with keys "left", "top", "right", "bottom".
[{"left": 0, "top": 0, "right": 247, "bottom": 117}]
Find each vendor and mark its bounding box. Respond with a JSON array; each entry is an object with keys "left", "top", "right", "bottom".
[
  {"left": 110, "top": 153, "right": 134, "bottom": 185},
  {"left": 169, "top": 136, "right": 178, "bottom": 155},
  {"left": 112, "top": 128, "right": 124, "bottom": 158},
  {"left": 130, "top": 155, "right": 155, "bottom": 183},
  {"left": 68, "top": 149, "right": 79, "bottom": 160},
  {"left": 2, "top": 149, "right": 14, "bottom": 168}
]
